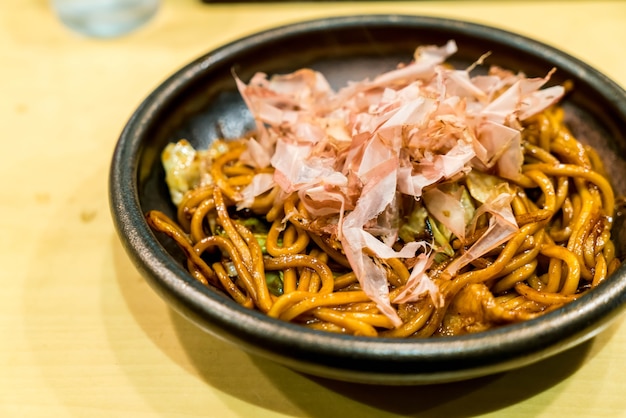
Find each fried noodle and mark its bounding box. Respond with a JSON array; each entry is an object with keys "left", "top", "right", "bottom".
[{"left": 146, "top": 41, "right": 621, "bottom": 337}]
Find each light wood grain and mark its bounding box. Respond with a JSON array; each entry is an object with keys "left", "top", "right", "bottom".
[{"left": 2, "top": 1, "right": 626, "bottom": 417}]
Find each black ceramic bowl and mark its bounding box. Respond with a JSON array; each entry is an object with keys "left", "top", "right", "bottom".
[{"left": 109, "top": 15, "right": 626, "bottom": 385}]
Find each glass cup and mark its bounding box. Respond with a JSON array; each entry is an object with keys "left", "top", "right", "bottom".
[{"left": 51, "top": 0, "right": 160, "bottom": 38}]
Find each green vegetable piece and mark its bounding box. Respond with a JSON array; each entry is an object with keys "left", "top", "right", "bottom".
[
  {"left": 254, "top": 234, "right": 267, "bottom": 254},
  {"left": 466, "top": 170, "right": 511, "bottom": 204},
  {"left": 238, "top": 217, "right": 269, "bottom": 234},
  {"left": 459, "top": 186, "right": 476, "bottom": 225},
  {"left": 265, "top": 271, "right": 284, "bottom": 296},
  {"left": 428, "top": 215, "right": 455, "bottom": 257},
  {"left": 399, "top": 204, "right": 429, "bottom": 243}
]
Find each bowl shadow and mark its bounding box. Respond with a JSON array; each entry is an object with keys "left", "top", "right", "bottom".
[
  {"left": 112, "top": 231, "right": 620, "bottom": 417},
  {"left": 168, "top": 304, "right": 603, "bottom": 418}
]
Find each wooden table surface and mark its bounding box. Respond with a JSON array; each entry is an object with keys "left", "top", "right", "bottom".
[{"left": 2, "top": 1, "right": 626, "bottom": 417}]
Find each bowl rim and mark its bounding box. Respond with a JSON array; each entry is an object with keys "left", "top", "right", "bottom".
[{"left": 109, "top": 14, "right": 626, "bottom": 384}]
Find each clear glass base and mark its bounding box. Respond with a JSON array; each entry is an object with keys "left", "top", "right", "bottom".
[{"left": 51, "top": 0, "right": 160, "bottom": 38}]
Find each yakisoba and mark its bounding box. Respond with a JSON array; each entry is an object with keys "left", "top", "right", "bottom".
[{"left": 146, "top": 41, "right": 621, "bottom": 337}]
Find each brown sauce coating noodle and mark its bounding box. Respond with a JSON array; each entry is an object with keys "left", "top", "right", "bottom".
[{"left": 146, "top": 105, "right": 621, "bottom": 337}]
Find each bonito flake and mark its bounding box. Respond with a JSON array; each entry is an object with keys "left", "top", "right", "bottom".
[{"left": 230, "top": 40, "right": 564, "bottom": 326}]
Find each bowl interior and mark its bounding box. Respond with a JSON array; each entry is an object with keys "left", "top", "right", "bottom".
[{"left": 115, "top": 15, "right": 626, "bottom": 384}]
